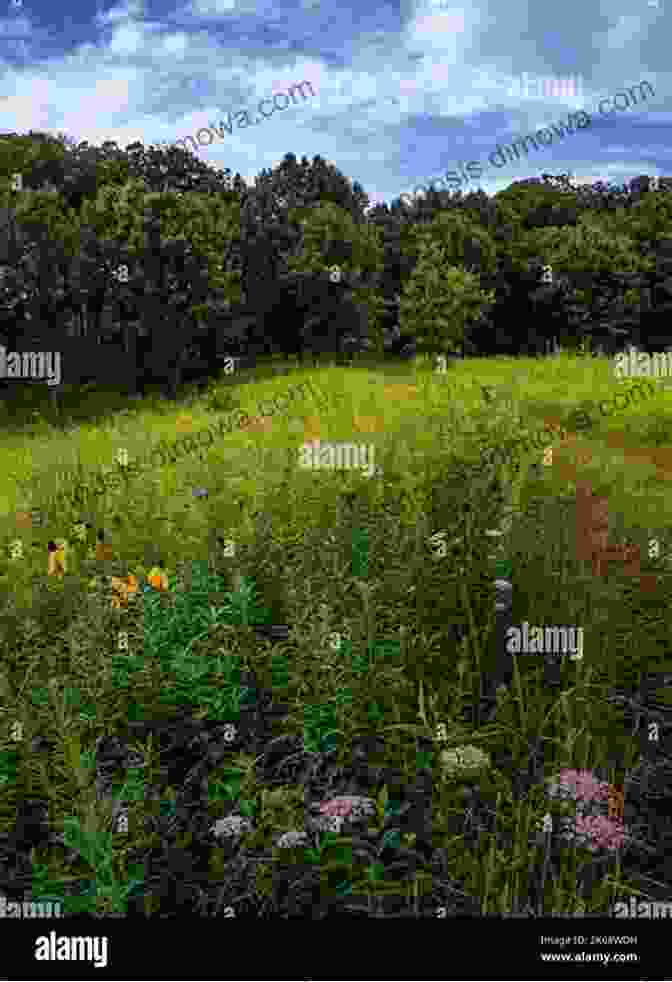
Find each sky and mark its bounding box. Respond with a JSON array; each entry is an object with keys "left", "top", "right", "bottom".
[{"left": 0, "top": 0, "right": 668, "bottom": 215}]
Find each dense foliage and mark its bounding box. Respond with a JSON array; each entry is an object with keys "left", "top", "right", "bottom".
[{"left": 0, "top": 133, "right": 670, "bottom": 398}]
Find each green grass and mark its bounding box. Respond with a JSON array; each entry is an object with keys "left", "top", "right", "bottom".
[{"left": 1, "top": 349, "right": 671, "bottom": 916}]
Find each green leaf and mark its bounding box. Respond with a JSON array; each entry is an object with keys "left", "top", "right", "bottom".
[
  {"left": 416, "top": 749, "right": 434, "bottom": 768},
  {"left": 63, "top": 686, "right": 82, "bottom": 708},
  {"left": 380, "top": 828, "right": 402, "bottom": 852},
  {"left": 366, "top": 861, "right": 385, "bottom": 881},
  {"left": 495, "top": 559, "right": 513, "bottom": 579},
  {"left": 237, "top": 798, "right": 256, "bottom": 819},
  {"left": 367, "top": 701, "right": 385, "bottom": 722}
]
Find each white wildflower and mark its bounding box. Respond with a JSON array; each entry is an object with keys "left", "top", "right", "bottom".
[
  {"left": 440, "top": 744, "right": 491, "bottom": 779},
  {"left": 275, "top": 829, "right": 308, "bottom": 849},
  {"left": 310, "top": 814, "right": 343, "bottom": 834},
  {"left": 210, "top": 815, "right": 253, "bottom": 840}
]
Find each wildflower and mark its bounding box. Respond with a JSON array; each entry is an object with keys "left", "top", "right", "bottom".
[
  {"left": 543, "top": 769, "right": 630, "bottom": 855},
  {"left": 110, "top": 574, "right": 139, "bottom": 610},
  {"left": 570, "top": 813, "right": 627, "bottom": 852},
  {"left": 546, "top": 769, "right": 611, "bottom": 805},
  {"left": 440, "top": 744, "right": 491, "bottom": 779},
  {"left": 210, "top": 815, "right": 253, "bottom": 841},
  {"left": 382, "top": 383, "right": 419, "bottom": 402},
  {"left": 246, "top": 416, "right": 272, "bottom": 432},
  {"left": 147, "top": 562, "right": 169, "bottom": 592},
  {"left": 310, "top": 814, "right": 343, "bottom": 834},
  {"left": 318, "top": 795, "right": 376, "bottom": 822},
  {"left": 353, "top": 415, "right": 384, "bottom": 434},
  {"left": 303, "top": 415, "right": 322, "bottom": 440},
  {"left": 274, "top": 829, "right": 308, "bottom": 849},
  {"left": 47, "top": 540, "right": 67, "bottom": 577}
]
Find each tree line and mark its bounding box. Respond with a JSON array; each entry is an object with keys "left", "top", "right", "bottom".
[{"left": 0, "top": 131, "right": 669, "bottom": 406}]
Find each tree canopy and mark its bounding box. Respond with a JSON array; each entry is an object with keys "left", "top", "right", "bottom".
[{"left": 0, "top": 131, "right": 669, "bottom": 398}]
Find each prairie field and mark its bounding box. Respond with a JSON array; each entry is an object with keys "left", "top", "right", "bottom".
[{"left": 0, "top": 348, "right": 671, "bottom": 919}]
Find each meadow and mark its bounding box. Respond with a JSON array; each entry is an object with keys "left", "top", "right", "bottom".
[{"left": 0, "top": 348, "right": 671, "bottom": 918}]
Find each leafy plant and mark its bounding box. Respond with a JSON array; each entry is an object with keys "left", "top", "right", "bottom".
[
  {"left": 218, "top": 574, "right": 271, "bottom": 628},
  {"left": 208, "top": 768, "right": 246, "bottom": 803},
  {"left": 302, "top": 702, "right": 340, "bottom": 754},
  {"left": 270, "top": 652, "right": 291, "bottom": 690},
  {"left": 351, "top": 527, "right": 370, "bottom": 578},
  {"left": 158, "top": 646, "right": 256, "bottom": 720},
  {"left": 112, "top": 766, "right": 146, "bottom": 803},
  {"left": 0, "top": 749, "right": 18, "bottom": 786},
  {"left": 303, "top": 829, "right": 353, "bottom": 868},
  {"left": 60, "top": 815, "right": 145, "bottom": 915}
]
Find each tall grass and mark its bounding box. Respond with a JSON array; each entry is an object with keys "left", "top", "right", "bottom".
[{"left": 0, "top": 350, "right": 670, "bottom": 915}]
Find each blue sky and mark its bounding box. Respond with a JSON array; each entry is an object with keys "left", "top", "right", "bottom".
[{"left": 0, "top": 0, "right": 668, "bottom": 214}]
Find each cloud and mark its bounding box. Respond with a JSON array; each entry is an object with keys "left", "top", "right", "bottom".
[{"left": 0, "top": 0, "right": 665, "bottom": 215}]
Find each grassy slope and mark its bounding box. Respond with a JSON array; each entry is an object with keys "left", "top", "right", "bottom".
[{"left": 0, "top": 350, "right": 671, "bottom": 917}]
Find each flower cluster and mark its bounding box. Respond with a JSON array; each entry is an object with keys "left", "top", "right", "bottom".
[
  {"left": 572, "top": 813, "right": 628, "bottom": 852},
  {"left": 305, "top": 795, "right": 378, "bottom": 835},
  {"left": 544, "top": 769, "right": 628, "bottom": 853},
  {"left": 546, "top": 768, "right": 611, "bottom": 807},
  {"left": 274, "top": 829, "right": 308, "bottom": 850},
  {"left": 210, "top": 815, "right": 253, "bottom": 841},
  {"left": 274, "top": 797, "right": 376, "bottom": 848},
  {"left": 318, "top": 795, "right": 376, "bottom": 821}
]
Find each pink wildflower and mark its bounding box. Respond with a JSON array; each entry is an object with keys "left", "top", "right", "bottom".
[
  {"left": 318, "top": 795, "right": 375, "bottom": 821},
  {"left": 554, "top": 768, "right": 611, "bottom": 803},
  {"left": 572, "top": 813, "right": 627, "bottom": 852}
]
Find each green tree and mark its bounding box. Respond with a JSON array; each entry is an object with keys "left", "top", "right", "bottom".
[
  {"left": 399, "top": 243, "right": 495, "bottom": 356},
  {"left": 236, "top": 153, "right": 372, "bottom": 355},
  {"left": 283, "top": 200, "right": 386, "bottom": 355},
  {"left": 403, "top": 208, "right": 498, "bottom": 279}
]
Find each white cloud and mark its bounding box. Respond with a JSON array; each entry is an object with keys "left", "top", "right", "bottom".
[{"left": 0, "top": 0, "right": 665, "bottom": 213}]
